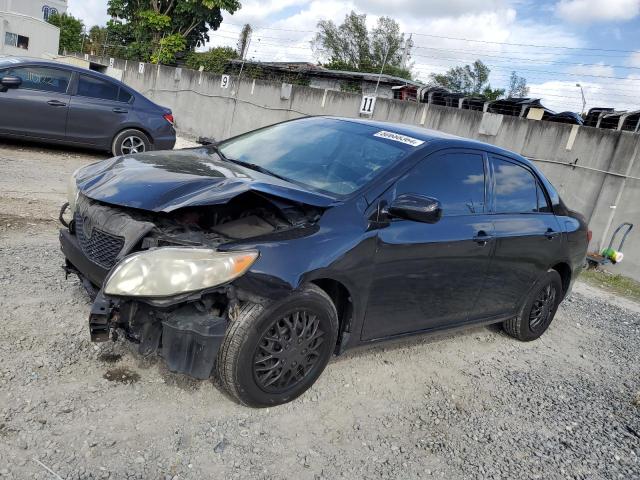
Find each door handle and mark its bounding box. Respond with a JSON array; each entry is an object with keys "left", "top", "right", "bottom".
[
  {"left": 545, "top": 229, "right": 560, "bottom": 240},
  {"left": 473, "top": 231, "right": 494, "bottom": 245},
  {"left": 47, "top": 100, "right": 67, "bottom": 107},
  {"left": 112, "top": 108, "right": 128, "bottom": 113}
]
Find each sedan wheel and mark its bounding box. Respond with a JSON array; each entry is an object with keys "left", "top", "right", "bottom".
[
  {"left": 503, "top": 269, "right": 563, "bottom": 341},
  {"left": 253, "top": 310, "right": 326, "bottom": 392},
  {"left": 121, "top": 135, "right": 146, "bottom": 154},
  {"left": 112, "top": 129, "right": 151, "bottom": 156},
  {"left": 528, "top": 284, "right": 557, "bottom": 333},
  {"left": 217, "top": 284, "right": 338, "bottom": 407}
]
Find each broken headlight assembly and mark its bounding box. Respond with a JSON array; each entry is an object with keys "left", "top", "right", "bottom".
[
  {"left": 103, "top": 248, "right": 259, "bottom": 297},
  {"left": 67, "top": 168, "right": 81, "bottom": 213}
]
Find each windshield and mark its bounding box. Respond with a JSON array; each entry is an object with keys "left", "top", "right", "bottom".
[{"left": 218, "top": 117, "right": 414, "bottom": 196}]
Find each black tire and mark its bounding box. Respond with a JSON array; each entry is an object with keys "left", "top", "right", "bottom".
[
  {"left": 112, "top": 129, "right": 151, "bottom": 156},
  {"left": 216, "top": 284, "right": 338, "bottom": 407},
  {"left": 503, "top": 270, "right": 563, "bottom": 342}
]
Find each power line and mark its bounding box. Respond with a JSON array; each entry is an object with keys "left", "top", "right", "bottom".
[
  {"left": 405, "top": 32, "right": 640, "bottom": 55},
  {"left": 222, "top": 22, "right": 640, "bottom": 54},
  {"left": 213, "top": 32, "right": 640, "bottom": 82},
  {"left": 216, "top": 28, "right": 640, "bottom": 66},
  {"left": 408, "top": 44, "right": 640, "bottom": 71},
  {"left": 205, "top": 30, "right": 640, "bottom": 107},
  {"left": 407, "top": 52, "right": 640, "bottom": 81},
  {"left": 246, "top": 40, "right": 640, "bottom": 89}
]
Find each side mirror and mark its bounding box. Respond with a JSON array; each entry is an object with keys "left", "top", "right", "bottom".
[
  {"left": 385, "top": 193, "right": 442, "bottom": 224},
  {"left": 1, "top": 76, "right": 22, "bottom": 88}
]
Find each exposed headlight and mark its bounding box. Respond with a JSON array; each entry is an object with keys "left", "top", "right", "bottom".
[
  {"left": 103, "top": 248, "right": 259, "bottom": 297},
  {"left": 67, "top": 168, "right": 81, "bottom": 213}
]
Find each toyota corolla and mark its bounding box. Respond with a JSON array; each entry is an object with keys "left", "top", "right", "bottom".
[{"left": 59, "top": 116, "right": 589, "bottom": 407}]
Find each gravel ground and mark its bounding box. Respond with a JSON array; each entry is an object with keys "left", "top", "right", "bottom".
[{"left": 0, "top": 139, "right": 639, "bottom": 480}]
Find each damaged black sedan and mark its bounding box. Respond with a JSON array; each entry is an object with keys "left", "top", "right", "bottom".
[{"left": 60, "top": 116, "right": 588, "bottom": 407}]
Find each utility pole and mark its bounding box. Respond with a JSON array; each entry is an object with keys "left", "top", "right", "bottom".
[
  {"left": 80, "top": 26, "right": 86, "bottom": 55},
  {"left": 576, "top": 83, "right": 586, "bottom": 114},
  {"left": 374, "top": 45, "right": 390, "bottom": 95},
  {"left": 225, "top": 32, "right": 253, "bottom": 139},
  {"left": 401, "top": 34, "right": 412, "bottom": 70}
]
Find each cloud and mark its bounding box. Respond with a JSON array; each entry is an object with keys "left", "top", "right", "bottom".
[
  {"left": 529, "top": 76, "right": 640, "bottom": 112},
  {"left": 67, "top": 0, "right": 110, "bottom": 27},
  {"left": 352, "top": 0, "right": 509, "bottom": 18},
  {"left": 565, "top": 63, "right": 615, "bottom": 77},
  {"left": 555, "top": 0, "right": 640, "bottom": 24},
  {"left": 628, "top": 52, "right": 640, "bottom": 68}
]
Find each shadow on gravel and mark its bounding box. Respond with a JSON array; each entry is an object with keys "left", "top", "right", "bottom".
[
  {"left": 0, "top": 138, "right": 108, "bottom": 159},
  {"left": 98, "top": 353, "right": 123, "bottom": 364},
  {"left": 158, "top": 367, "right": 203, "bottom": 392},
  {"left": 333, "top": 323, "right": 507, "bottom": 365}
]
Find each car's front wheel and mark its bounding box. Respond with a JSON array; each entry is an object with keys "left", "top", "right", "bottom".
[
  {"left": 503, "top": 269, "right": 563, "bottom": 341},
  {"left": 112, "top": 129, "right": 151, "bottom": 156},
  {"left": 216, "top": 284, "right": 338, "bottom": 407}
]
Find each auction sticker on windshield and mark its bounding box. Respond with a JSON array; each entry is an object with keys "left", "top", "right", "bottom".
[{"left": 373, "top": 130, "right": 425, "bottom": 147}]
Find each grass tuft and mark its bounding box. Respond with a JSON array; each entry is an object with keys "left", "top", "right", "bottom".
[{"left": 580, "top": 269, "right": 640, "bottom": 303}]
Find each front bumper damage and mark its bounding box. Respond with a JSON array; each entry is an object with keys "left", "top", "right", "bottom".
[
  {"left": 59, "top": 203, "right": 240, "bottom": 380},
  {"left": 85, "top": 289, "right": 234, "bottom": 379}
]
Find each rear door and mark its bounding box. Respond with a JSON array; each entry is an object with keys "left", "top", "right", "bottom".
[
  {"left": 362, "top": 149, "right": 495, "bottom": 340},
  {"left": 66, "top": 73, "right": 133, "bottom": 148},
  {"left": 0, "top": 65, "right": 72, "bottom": 139},
  {"left": 474, "top": 155, "right": 563, "bottom": 318}
]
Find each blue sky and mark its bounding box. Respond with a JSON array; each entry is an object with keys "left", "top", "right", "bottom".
[{"left": 67, "top": 0, "right": 640, "bottom": 112}]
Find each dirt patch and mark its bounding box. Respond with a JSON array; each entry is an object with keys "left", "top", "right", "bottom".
[{"left": 103, "top": 366, "right": 141, "bottom": 384}]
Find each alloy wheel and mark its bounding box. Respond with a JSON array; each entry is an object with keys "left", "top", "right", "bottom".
[
  {"left": 529, "top": 284, "right": 557, "bottom": 332},
  {"left": 121, "top": 136, "right": 146, "bottom": 154},
  {"left": 253, "top": 310, "right": 325, "bottom": 392}
]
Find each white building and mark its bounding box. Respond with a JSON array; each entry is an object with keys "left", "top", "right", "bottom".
[{"left": 0, "top": 0, "right": 67, "bottom": 58}]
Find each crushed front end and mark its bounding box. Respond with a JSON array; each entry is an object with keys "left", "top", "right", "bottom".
[{"left": 59, "top": 190, "right": 319, "bottom": 379}]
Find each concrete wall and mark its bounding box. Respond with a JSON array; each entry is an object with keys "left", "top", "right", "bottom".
[
  {"left": 0, "top": 10, "right": 60, "bottom": 58},
  {"left": 89, "top": 56, "right": 640, "bottom": 281}
]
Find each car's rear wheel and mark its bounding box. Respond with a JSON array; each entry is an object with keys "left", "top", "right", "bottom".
[
  {"left": 216, "top": 284, "right": 338, "bottom": 407},
  {"left": 112, "top": 129, "right": 151, "bottom": 156},
  {"left": 503, "top": 269, "right": 563, "bottom": 341}
]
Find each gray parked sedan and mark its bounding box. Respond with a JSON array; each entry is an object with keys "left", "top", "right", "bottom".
[{"left": 0, "top": 57, "right": 175, "bottom": 155}]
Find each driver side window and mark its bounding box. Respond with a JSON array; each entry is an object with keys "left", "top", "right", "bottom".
[
  {"left": 6, "top": 66, "right": 71, "bottom": 94},
  {"left": 396, "top": 151, "right": 486, "bottom": 216}
]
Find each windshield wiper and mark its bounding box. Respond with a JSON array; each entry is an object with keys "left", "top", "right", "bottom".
[{"left": 214, "top": 146, "right": 290, "bottom": 182}]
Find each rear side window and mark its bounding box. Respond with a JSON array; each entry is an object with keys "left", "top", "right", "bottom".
[
  {"left": 397, "top": 152, "right": 486, "bottom": 215},
  {"left": 536, "top": 183, "right": 551, "bottom": 213},
  {"left": 77, "top": 74, "right": 119, "bottom": 101},
  {"left": 118, "top": 88, "right": 133, "bottom": 103},
  {"left": 492, "top": 157, "right": 538, "bottom": 213},
  {"left": 7, "top": 66, "right": 71, "bottom": 93}
]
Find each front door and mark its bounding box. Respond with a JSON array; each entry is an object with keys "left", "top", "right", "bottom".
[
  {"left": 474, "top": 155, "right": 564, "bottom": 318},
  {"left": 362, "top": 149, "right": 494, "bottom": 341},
  {"left": 0, "top": 65, "right": 71, "bottom": 139}
]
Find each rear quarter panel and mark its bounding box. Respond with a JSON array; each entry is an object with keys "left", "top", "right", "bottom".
[{"left": 560, "top": 210, "right": 589, "bottom": 287}]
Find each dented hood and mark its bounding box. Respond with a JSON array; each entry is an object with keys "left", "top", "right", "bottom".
[{"left": 75, "top": 148, "right": 338, "bottom": 212}]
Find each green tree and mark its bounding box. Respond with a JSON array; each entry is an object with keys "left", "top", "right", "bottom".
[
  {"left": 185, "top": 46, "right": 239, "bottom": 73},
  {"left": 507, "top": 71, "right": 529, "bottom": 98},
  {"left": 312, "top": 11, "right": 412, "bottom": 80},
  {"left": 106, "top": 0, "right": 241, "bottom": 63},
  {"left": 84, "top": 25, "right": 107, "bottom": 54},
  {"left": 430, "top": 60, "right": 504, "bottom": 100},
  {"left": 47, "top": 13, "right": 84, "bottom": 54}
]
